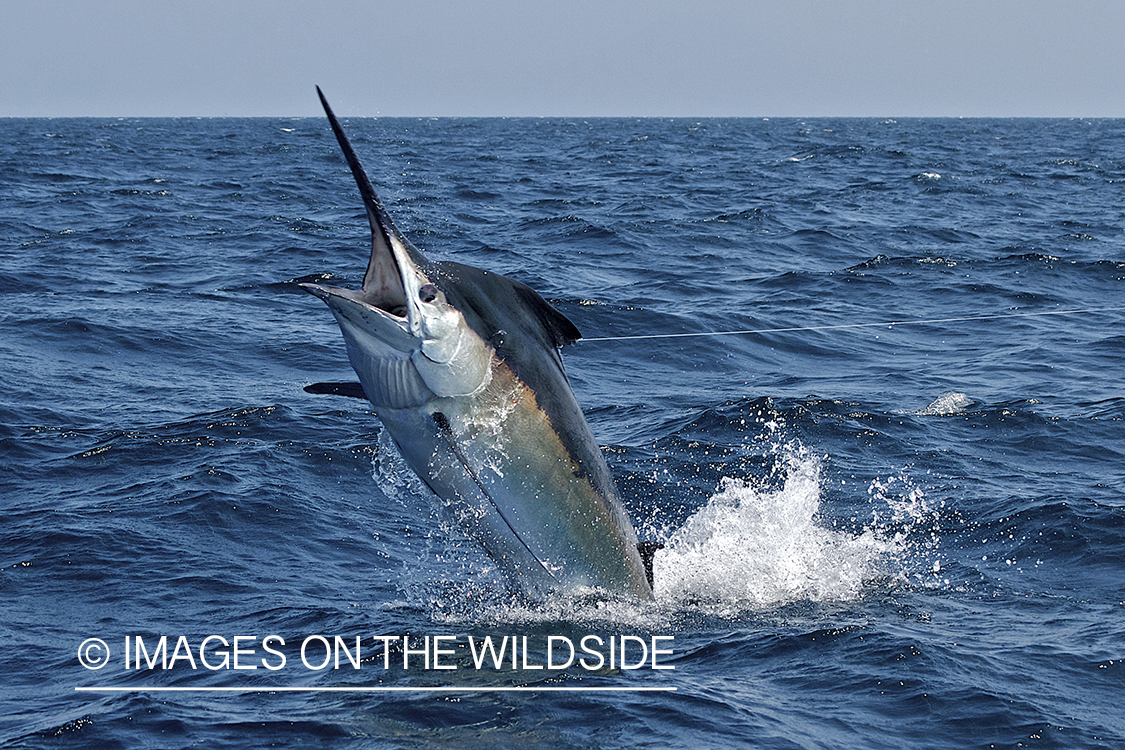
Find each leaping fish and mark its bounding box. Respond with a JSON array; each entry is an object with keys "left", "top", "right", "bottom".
[{"left": 302, "top": 89, "right": 654, "bottom": 599}]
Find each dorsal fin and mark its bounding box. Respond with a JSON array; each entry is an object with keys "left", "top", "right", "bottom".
[
  {"left": 434, "top": 260, "right": 582, "bottom": 352},
  {"left": 512, "top": 283, "right": 582, "bottom": 348}
]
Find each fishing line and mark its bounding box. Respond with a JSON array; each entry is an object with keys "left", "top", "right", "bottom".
[{"left": 579, "top": 306, "right": 1125, "bottom": 343}]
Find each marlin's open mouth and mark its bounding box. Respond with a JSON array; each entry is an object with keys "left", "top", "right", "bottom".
[{"left": 299, "top": 238, "right": 410, "bottom": 328}]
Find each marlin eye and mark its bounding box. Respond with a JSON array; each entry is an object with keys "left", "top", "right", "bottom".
[{"left": 419, "top": 284, "right": 439, "bottom": 304}]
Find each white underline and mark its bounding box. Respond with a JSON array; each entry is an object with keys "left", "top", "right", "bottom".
[{"left": 75, "top": 685, "right": 675, "bottom": 693}]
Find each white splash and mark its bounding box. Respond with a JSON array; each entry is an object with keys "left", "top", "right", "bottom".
[{"left": 651, "top": 445, "right": 901, "bottom": 614}]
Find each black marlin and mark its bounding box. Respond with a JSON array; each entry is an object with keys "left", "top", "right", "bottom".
[{"left": 302, "top": 89, "right": 653, "bottom": 599}]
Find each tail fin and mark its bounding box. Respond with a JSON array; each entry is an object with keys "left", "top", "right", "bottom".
[{"left": 636, "top": 541, "right": 664, "bottom": 591}]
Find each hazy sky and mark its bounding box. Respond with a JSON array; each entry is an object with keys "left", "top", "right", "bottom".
[{"left": 3, "top": 0, "right": 1123, "bottom": 117}]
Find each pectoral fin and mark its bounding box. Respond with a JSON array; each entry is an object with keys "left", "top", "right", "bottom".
[{"left": 305, "top": 382, "right": 367, "bottom": 399}]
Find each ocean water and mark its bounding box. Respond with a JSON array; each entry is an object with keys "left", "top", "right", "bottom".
[{"left": 2, "top": 115, "right": 1123, "bottom": 749}]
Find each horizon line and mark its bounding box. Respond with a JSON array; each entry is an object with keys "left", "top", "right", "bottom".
[{"left": 4, "top": 113, "right": 1124, "bottom": 121}]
